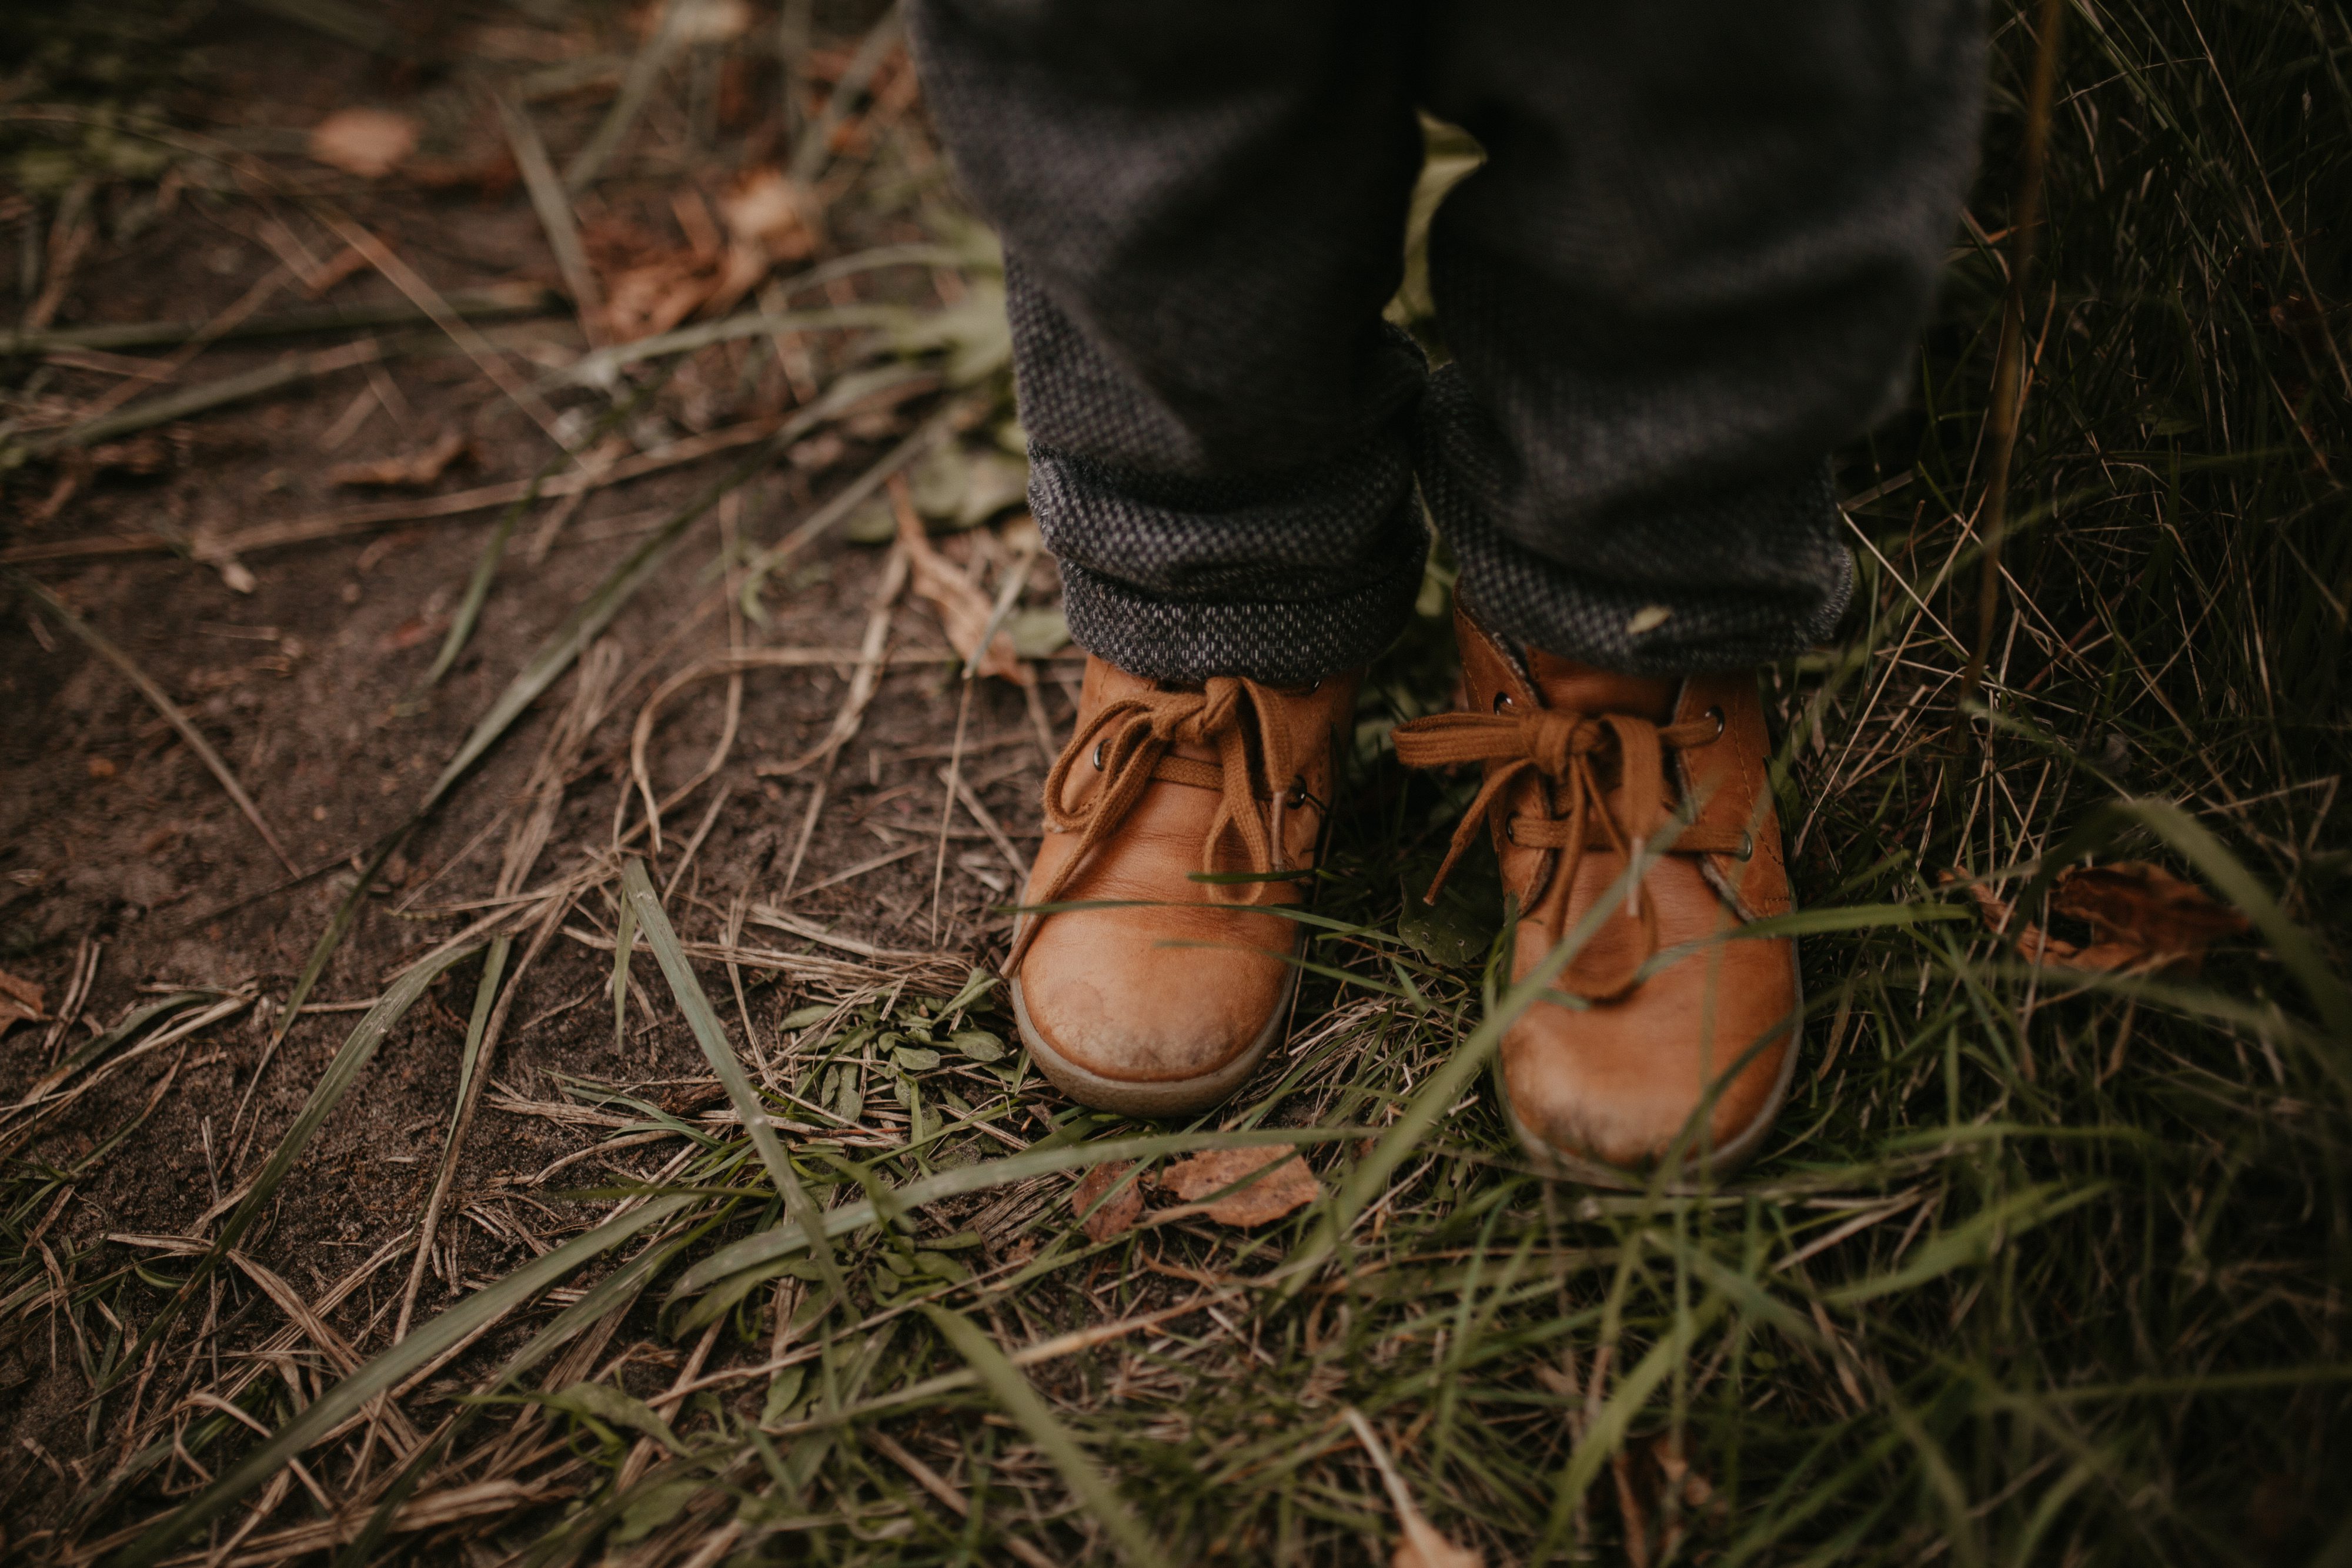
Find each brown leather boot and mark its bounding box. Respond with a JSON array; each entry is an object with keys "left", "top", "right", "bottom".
[
  {"left": 1008, "top": 657, "right": 1358, "bottom": 1117},
  {"left": 1392, "top": 606, "right": 1800, "bottom": 1184}
]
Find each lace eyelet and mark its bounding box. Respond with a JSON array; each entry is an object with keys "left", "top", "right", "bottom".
[
  {"left": 1493, "top": 691, "right": 1515, "bottom": 714},
  {"left": 1705, "top": 705, "right": 1726, "bottom": 740},
  {"left": 1502, "top": 817, "right": 1518, "bottom": 845},
  {"left": 1285, "top": 774, "right": 1309, "bottom": 808},
  {"left": 1737, "top": 830, "right": 1754, "bottom": 861},
  {"left": 1090, "top": 740, "right": 1106, "bottom": 771}
]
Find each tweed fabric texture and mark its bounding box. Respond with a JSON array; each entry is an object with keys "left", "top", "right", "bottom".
[{"left": 909, "top": 0, "right": 1983, "bottom": 680}]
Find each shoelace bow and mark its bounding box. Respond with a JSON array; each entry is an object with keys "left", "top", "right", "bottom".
[
  {"left": 1008, "top": 676, "right": 1298, "bottom": 973},
  {"left": 1391, "top": 703, "right": 1747, "bottom": 999}
]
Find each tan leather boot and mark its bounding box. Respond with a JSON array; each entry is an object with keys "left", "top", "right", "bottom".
[
  {"left": 1008, "top": 657, "right": 1357, "bottom": 1117},
  {"left": 1392, "top": 606, "right": 1800, "bottom": 1184}
]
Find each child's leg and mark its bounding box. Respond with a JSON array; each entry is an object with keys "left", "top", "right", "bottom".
[
  {"left": 1395, "top": 0, "right": 1986, "bottom": 1179},
  {"left": 907, "top": 0, "right": 1432, "bottom": 685},
  {"left": 1417, "top": 0, "right": 1987, "bottom": 674}
]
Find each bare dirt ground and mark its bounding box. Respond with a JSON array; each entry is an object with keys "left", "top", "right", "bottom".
[{"left": 4, "top": 1, "right": 1084, "bottom": 1546}]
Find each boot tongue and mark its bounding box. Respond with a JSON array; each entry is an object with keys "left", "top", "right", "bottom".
[{"left": 1525, "top": 647, "right": 1676, "bottom": 724}]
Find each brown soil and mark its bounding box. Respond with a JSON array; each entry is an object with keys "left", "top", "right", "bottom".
[{"left": 1, "top": 6, "right": 1057, "bottom": 1533}]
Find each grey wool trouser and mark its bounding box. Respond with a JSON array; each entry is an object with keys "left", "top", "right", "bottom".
[{"left": 905, "top": 1, "right": 1986, "bottom": 684}]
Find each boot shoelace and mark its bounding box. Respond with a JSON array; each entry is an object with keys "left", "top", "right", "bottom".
[
  {"left": 1008, "top": 676, "right": 1299, "bottom": 974},
  {"left": 1391, "top": 703, "right": 1748, "bottom": 999}
]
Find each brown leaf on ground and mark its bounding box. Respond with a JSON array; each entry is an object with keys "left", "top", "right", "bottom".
[
  {"left": 1160, "top": 1145, "right": 1320, "bottom": 1228},
  {"left": 1949, "top": 873, "right": 2016, "bottom": 935},
  {"left": 329, "top": 428, "right": 472, "bottom": 489},
  {"left": 309, "top": 108, "right": 421, "bottom": 178},
  {"left": 694, "top": 169, "right": 823, "bottom": 327},
  {"left": 629, "top": 0, "right": 754, "bottom": 42},
  {"left": 890, "top": 476, "right": 1027, "bottom": 684},
  {"left": 584, "top": 208, "right": 733, "bottom": 343},
  {"left": 1395, "top": 1540, "right": 1483, "bottom": 1568},
  {"left": 1070, "top": 1161, "right": 1142, "bottom": 1243},
  {"left": 0, "top": 969, "right": 46, "bottom": 1038},
  {"left": 1947, "top": 861, "right": 2250, "bottom": 974},
  {"left": 720, "top": 168, "right": 820, "bottom": 265},
  {"left": 377, "top": 615, "right": 447, "bottom": 654},
  {"left": 405, "top": 152, "right": 520, "bottom": 202},
  {"left": 600, "top": 252, "right": 721, "bottom": 343},
  {"left": 2055, "top": 862, "right": 2251, "bottom": 961}
]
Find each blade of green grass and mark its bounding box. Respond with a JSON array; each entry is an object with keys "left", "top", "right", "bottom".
[
  {"left": 620, "top": 859, "right": 852, "bottom": 1325},
  {"left": 1823, "top": 1182, "right": 2112, "bottom": 1306},
  {"left": 921, "top": 1303, "right": 1173, "bottom": 1568},
  {"left": 330, "top": 1218, "right": 720, "bottom": 1568},
  {"left": 612, "top": 892, "right": 636, "bottom": 1054}
]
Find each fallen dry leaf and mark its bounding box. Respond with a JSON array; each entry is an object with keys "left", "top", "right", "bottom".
[
  {"left": 1947, "top": 861, "right": 2250, "bottom": 975},
  {"left": 584, "top": 209, "right": 732, "bottom": 343},
  {"left": 329, "top": 428, "right": 472, "bottom": 489},
  {"left": 1070, "top": 1161, "right": 1143, "bottom": 1243},
  {"left": 2055, "top": 861, "right": 2251, "bottom": 959},
  {"left": 403, "top": 152, "right": 520, "bottom": 202},
  {"left": 377, "top": 616, "right": 447, "bottom": 654},
  {"left": 0, "top": 969, "right": 46, "bottom": 1039},
  {"left": 600, "top": 252, "right": 721, "bottom": 343},
  {"left": 890, "top": 476, "right": 1027, "bottom": 684},
  {"left": 719, "top": 168, "right": 819, "bottom": 263},
  {"left": 1395, "top": 1540, "right": 1482, "bottom": 1568},
  {"left": 632, "top": 0, "right": 753, "bottom": 42},
  {"left": 309, "top": 108, "right": 420, "bottom": 179},
  {"left": 1160, "top": 1144, "right": 1320, "bottom": 1228}
]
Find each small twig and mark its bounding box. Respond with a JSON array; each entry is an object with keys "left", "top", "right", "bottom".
[
  {"left": 13, "top": 574, "right": 297, "bottom": 874},
  {"left": 25, "top": 336, "right": 388, "bottom": 457},
  {"left": 937, "top": 766, "right": 1030, "bottom": 882},
  {"left": 863, "top": 1428, "right": 1058, "bottom": 1568},
  {"left": 1958, "top": 0, "right": 2068, "bottom": 731},
  {"left": 761, "top": 543, "right": 911, "bottom": 781},
  {"left": 790, "top": 6, "right": 906, "bottom": 187},
  {"left": 0, "top": 413, "right": 796, "bottom": 567},
  {"left": 24, "top": 179, "right": 93, "bottom": 335},
  {"left": 0, "top": 281, "right": 556, "bottom": 357},
  {"left": 566, "top": 0, "right": 695, "bottom": 191},
  {"left": 777, "top": 0, "right": 816, "bottom": 150},
  {"left": 66, "top": 263, "right": 294, "bottom": 427},
  {"left": 1347, "top": 1407, "right": 1482, "bottom": 1566},
  {"left": 312, "top": 212, "right": 574, "bottom": 454}
]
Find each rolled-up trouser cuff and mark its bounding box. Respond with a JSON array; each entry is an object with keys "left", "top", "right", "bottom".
[
  {"left": 1422, "top": 378, "right": 1855, "bottom": 676},
  {"left": 1056, "top": 547, "right": 1426, "bottom": 686},
  {"left": 1442, "top": 504, "right": 1855, "bottom": 676},
  {"left": 1031, "top": 433, "right": 1430, "bottom": 684}
]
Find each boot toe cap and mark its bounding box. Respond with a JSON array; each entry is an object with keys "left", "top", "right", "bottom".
[
  {"left": 1016, "top": 907, "right": 1295, "bottom": 1089},
  {"left": 1500, "top": 946, "right": 1796, "bottom": 1178}
]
